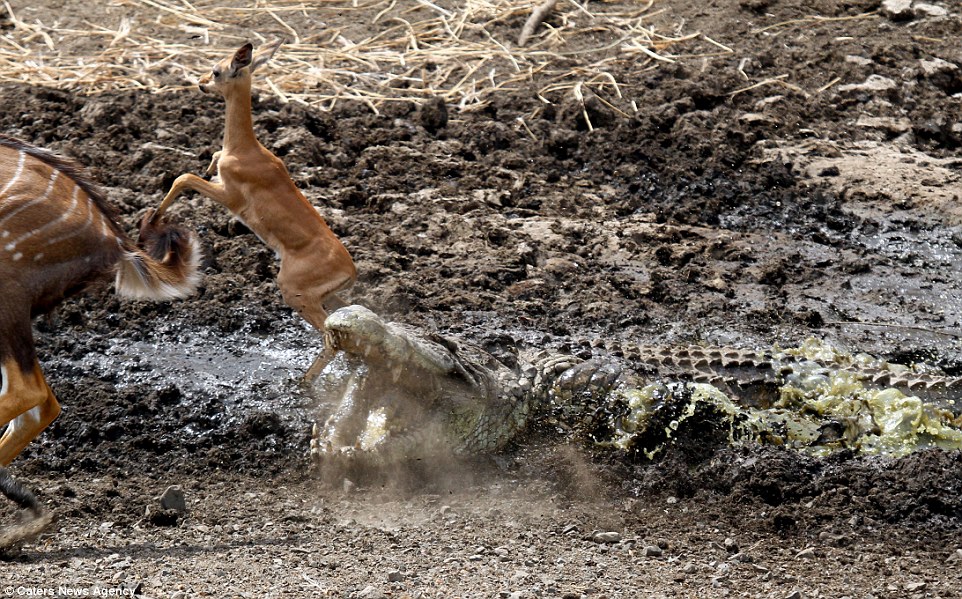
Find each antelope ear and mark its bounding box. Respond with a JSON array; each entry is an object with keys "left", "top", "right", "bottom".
[
  {"left": 251, "top": 40, "right": 283, "bottom": 73},
  {"left": 229, "top": 43, "right": 254, "bottom": 75}
]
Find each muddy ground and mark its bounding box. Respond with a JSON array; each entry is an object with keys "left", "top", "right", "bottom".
[{"left": 2, "top": 0, "right": 962, "bottom": 596}]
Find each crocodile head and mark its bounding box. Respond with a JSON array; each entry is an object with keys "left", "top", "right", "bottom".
[{"left": 308, "top": 305, "right": 542, "bottom": 465}]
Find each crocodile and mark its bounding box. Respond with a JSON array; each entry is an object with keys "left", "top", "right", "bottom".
[{"left": 308, "top": 305, "right": 962, "bottom": 470}]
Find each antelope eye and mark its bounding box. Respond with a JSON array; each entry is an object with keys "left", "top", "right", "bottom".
[{"left": 212, "top": 67, "right": 222, "bottom": 77}]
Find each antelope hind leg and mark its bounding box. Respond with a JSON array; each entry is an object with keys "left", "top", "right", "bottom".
[
  {"left": 0, "top": 467, "right": 53, "bottom": 550},
  {"left": 303, "top": 293, "right": 350, "bottom": 382},
  {"left": 0, "top": 360, "right": 57, "bottom": 550}
]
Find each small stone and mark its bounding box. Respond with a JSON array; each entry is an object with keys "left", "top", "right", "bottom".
[
  {"left": 159, "top": 485, "right": 187, "bottom": 514},
  {"left": 730, "top": 552, "right": 753, "bottom": 563},
  {"left": 914, "top": 3, "right": 948, "bottom": 17},
  {"left": 946, "top": 548, "right": 962, "bottom": 563},
  {"left": 387, "top": 570, "right": 404, "bottom": 582},
  {"left": 755, "top": 95, "right": 785, "bottom": 109},
  {"left": 510, "top": 570, "right": 529, "bottom": 584},
  {"left": 643, "top": 545, "right": 663, "bottom": 557},
  {"left": 845, "top": 55, "right": 873, "bottom": 67},
  {"left": 592, "top": 531, "right": 621, "bottom": 544},
  {"left": 880, "top": 0, "right": 913, "bottom": 20},
  {"left": 342, "top": 479, "right": 356, "bottom": 494},
  {"left": 905, "top": 582, "right": 927, "bottom": 592},
  {"left": 665, "top": 496, "right": 678, "bottom": 505},
  {"left": 723, "top": 537, "right": 739, "bottom": 553},
  {"left": 357, "top": 586, "right": 387, "bottom": 599},
  {"left": 855, "top": 116, "right": 912, "bottom": 135},
  {"left": 795, "top": 547, "right": 816, "bottom": 559},
  {"left": 838, "top": 75, "right": 898, "bottom": 94},
  {"left": 785, "top": 590, "right": 804, "bottom": 599},
  {"left": 739, "top": 112, "right": 779, "bottom": 125},
  {"left": 704, "top": 276, "right": 728, "bottom": 292},
  {"left": 920, "top": 57, "right": 958, "bottom": 77}
]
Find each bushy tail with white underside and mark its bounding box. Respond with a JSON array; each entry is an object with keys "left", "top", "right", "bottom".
[{"left": 115, "top": 209, "right": 202, "bottom": 300}]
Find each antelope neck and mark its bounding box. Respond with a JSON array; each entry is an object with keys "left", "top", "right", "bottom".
[{"left": 221, "top": 81, "right": 258, "bottom": 152}]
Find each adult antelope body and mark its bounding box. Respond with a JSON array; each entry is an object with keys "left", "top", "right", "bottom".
[
  {"left": 153, "top": 41, "right": 357, "bottom": 333},
  {"left": 0, "top": 135, "right": 201, "bottom": 546}
]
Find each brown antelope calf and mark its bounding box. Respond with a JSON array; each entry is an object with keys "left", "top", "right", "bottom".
[
  {"left": 153, "top": 41, "right": 357, "bottom": 333},
  {"left": 0, "top": 134, "right": 200, "bottom": 545}
]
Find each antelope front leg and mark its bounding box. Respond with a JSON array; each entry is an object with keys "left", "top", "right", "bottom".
[
  {"left": 205, "top": 151, "right": 222, "bottom": 176},
  {"left": 155, "top": 173, "right": 229, "bottom": 219},
  {"left": 0, "top": 360, "right": 61, "bottom": 466}
]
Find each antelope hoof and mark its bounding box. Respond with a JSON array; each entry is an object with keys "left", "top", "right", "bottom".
[{"left": 0, "top": 508, "right": 54, "bottom": 551}]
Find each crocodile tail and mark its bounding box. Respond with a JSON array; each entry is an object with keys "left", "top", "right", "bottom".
[{"left": 114, "top": 210, "right": 202, "bottom": 300}]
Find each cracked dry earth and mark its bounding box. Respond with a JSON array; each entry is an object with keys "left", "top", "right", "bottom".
[{"left": 3, "top": 0, "right": 962, "bottom": 597}]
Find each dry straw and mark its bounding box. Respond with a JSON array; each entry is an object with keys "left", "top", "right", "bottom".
[{"left": 0, "top": 0, "right": 724, "bottom": 115}]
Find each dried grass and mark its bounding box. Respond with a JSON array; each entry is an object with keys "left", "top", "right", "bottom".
[{"left": 0, "top": 0, "right": 723, "bottom": 114}]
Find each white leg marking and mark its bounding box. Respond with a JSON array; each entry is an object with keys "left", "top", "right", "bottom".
[
  {"left": 0, "top": 170, "right": 60, "bottom": 239},
  {"left": 0, "top": 150, "right": 26, "bottom": 198},
  {"left": 4, "top": 407, "right": 40, "bottom": 436},
  {"left": 0, "top": 364, "right": 7, "bottom": 397}
]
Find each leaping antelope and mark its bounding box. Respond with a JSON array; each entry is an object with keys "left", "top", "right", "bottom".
[
  {"left": 153, "top": 41, "right": 357, "bottom": 334},
  {"left": 0, "top": 134, "right": 201, "bottom": 547}
]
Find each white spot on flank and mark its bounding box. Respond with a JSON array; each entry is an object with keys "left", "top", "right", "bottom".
[
  {"left": 33, "top": 252, "right": 44, "bottom": 261},
  {"left": 0, "top": 230, "right": 7, "bottom": 238},
  {"left": 11, "top": 252, "right": 22, "bottom": 261}
]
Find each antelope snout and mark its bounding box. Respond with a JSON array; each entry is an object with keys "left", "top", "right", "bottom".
[{"left": 197, "top": 74, "right": 213, "bottom": 93}]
